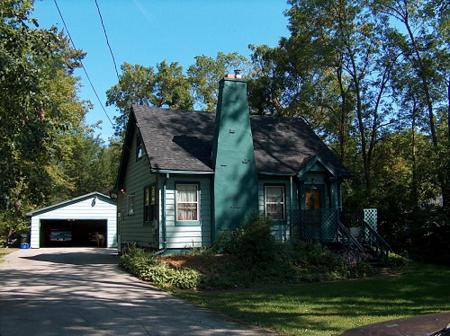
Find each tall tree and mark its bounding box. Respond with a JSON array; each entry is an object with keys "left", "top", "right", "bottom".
[
  {"left": 372, "top": 0, "right": 450, "bottom": 207},
  {"left": 106, "top": 61, "right": 192, "bottom": 136},
  {"left": 188, "top": 52, "right": 248, "bottom": 111},
  {"left": 0, "top": 0, "right": 88, "bottom": 242},
  {"left": 249, "top": 0, "right": 398, "bottom": 200}
]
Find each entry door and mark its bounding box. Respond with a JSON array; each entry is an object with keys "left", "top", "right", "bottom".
[{"left": 303, "top": 185, "right": 323, "bottom": 240}]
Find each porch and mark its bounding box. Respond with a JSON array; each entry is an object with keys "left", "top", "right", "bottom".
[{"left": 284, "top": 208, "right": 391, "bottom": 261}]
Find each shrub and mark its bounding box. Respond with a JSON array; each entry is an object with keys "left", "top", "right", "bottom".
[
  {"left": 213, "top": 216, "right": 277, "bottom": 267},
  {"left": 119, "top": 246, "right": 201, "bottom": 290}
]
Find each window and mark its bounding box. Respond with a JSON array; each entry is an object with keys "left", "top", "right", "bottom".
[
  {"left": 176, "top": 184, "right": 199, "bottom": 221},
  {"left": 136, "top": 134, "right": 144, "bottom": 160},
  {"left": 265, "top": 185, "right": 285, "bottom": 220},
  {"left": 144, "top": 185, "right": 157, "bottom": 223},
  {"left": 127, "top": 194, "right": 135, "bottom": 216}
]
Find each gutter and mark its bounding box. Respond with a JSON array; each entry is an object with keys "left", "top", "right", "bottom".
[{"left": 152, "top": 169, "right": 214, "bottom": 175}]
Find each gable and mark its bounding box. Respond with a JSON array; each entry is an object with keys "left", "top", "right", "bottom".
[{"left": 27, "top": 192, "right": 116, "bottom": 217}]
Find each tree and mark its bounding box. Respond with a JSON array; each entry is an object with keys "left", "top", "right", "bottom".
[
  {"left": 249, "top": 0, "right": 398, "bottom": 200},
  {"left": 188, "top": 52, "right": 248, "bottom": 111},
  {"left": 372, "top": 0, "right": 450, "bottom": 207},
  {"left": 0, "top": 0, "right": 88, "bottom": 242},
  {"left": 106, "top": 61, "right": 192, "bottom": 136}
]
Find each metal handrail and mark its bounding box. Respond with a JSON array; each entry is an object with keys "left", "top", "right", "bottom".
[
  {"left": 362, "top": 220, "right": 392, "bottom": 259},
  {"left": 337, "top": 219, "right": 365, "bottom": 253}
]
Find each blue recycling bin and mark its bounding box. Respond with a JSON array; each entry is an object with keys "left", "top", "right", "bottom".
[{"left": 19, "top": 243, "right": 30, "bottom": 249}]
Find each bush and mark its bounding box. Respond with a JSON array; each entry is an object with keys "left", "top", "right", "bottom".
[
  {"left": 119, "top": 246, "right": 201, "bottom": 289},
  {"left": 213, "top": 216, "right": 277, "bottom": 267}
]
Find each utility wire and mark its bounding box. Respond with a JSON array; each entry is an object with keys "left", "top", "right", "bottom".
[
  {"left": 53, "top": 0, "right": 115, "bottom": 128},
  {"left": 94, "top": 0, "right": 120, "bottom": 80}
]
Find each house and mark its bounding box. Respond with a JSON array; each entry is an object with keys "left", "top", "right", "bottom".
[
  {"left": 115, "top": 74, "right": 350, "bottom": 251},
  {"left": 28, "top": 192, "right": 117, "bottom": 248}
]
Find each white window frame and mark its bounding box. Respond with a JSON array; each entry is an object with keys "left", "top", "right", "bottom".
[
  {"left": 264, "top": 185, "right": 285, "bottom": 220},
  {"left": 176, "top": 183, "right": 199, "bottom": 222}
]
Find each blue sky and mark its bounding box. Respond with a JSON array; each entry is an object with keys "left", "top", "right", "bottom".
[{"left": 34, "top": 0, "right": 289, "bottom": 141}]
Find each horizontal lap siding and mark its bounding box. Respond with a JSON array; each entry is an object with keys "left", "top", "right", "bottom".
[
  {"left": 118, "top": 128, "right": 158, "bottom": 249},
  {"left": 30, "top": 197, "right": 117, "bottom": 248},
  {"left": 257, "top": 177, "right": 298, "bottom": 241},
  {"left": 160, "top": 176, "right": 212, "bottom": 249}
]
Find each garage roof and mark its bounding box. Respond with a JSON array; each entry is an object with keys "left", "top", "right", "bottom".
[{"left": 26, "top": 192, "right": 115, "bottom": 217}]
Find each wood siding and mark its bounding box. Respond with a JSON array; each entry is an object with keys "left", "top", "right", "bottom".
[
  {"left": 117, "top": 127, "right": 158, "bottom": 248},
  {"left": 30, "top": 195, "right": 117, "bottom": 248},
  {"left": 159, "top": 175, "right": 212, "bottom": 249}
]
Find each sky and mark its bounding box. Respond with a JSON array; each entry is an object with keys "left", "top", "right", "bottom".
[{"left": 33, "top": 0, "right": 289, "bottom": 141}]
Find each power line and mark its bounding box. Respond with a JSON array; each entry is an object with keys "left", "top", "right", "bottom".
[
  {"left": 53, "top": 0, "right": 115, "bottom": 128},
  {"left": 94, "top": 0, "right": 120, "bottom": 80}
]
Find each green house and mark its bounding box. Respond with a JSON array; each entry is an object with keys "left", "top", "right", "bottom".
[{"left": 115, "top": 76, "right": 350, "bottom": 251}]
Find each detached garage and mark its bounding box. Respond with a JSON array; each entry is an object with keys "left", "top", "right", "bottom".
[{"left": 28, "top": 192, "right": 117, "bottom": 248}]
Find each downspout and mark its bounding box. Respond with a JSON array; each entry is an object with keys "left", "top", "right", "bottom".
[{"left": 161, "top": 173, "right": 169, "bottom": 250}]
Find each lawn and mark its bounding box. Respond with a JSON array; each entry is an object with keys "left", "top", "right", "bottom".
[{"left": 177, "top": 263, "right": 450, "bottom": 336}]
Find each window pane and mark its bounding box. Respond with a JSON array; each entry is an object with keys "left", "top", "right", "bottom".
[
  {"left": 128, "top": 195, "right": 135, "bottom": 215},
  {"left": 150, "top": 185, "right": 156, "bottom": 205},
  {"left": 266, "top": 186, "right": 284, "bottom": 203},
  {"left": 267, "top": 204, "right": 283, "bottom": 220},
  {"left": 177, "top": 204, "right": 198, "bottom": 221},
  {"left": 177, "top": 184, "right": 197, "bottom": 202},
  {"left": 144, "top": 187, "right": 149, "bottom": 206}
]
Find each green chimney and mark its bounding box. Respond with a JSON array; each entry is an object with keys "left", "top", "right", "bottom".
[{"left": 212, "top": 76, "right": 258, "bottom": 238}]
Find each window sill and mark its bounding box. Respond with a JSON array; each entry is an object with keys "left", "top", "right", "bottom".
[{"left": 175, "top": 220, "right": 200, "bottom": 226}]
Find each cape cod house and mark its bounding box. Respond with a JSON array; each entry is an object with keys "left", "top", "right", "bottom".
[{"left": 115, "top": 74, "right": 352, "bottom": 252}]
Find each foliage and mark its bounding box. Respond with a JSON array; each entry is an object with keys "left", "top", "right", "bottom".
[
  {"left": 119, "top": 246, "right": 201, "bottom": 289},
  {"left": 0, "top": 0, "right": 81, "bottom": 241},
  {"left": 107, "top": 52, "right": 248, "bottom": 135},
  {"left": 188, "top": 52, "right": 248, "bottom": 111},
  {"left": 106, "top": 61, "right": 193, "bottom": 136},
  {"left": 212, "top": 216, "right": 277, "bottom": 267},
  {"left": 0, "top": 1, "right": 118, "bottom": 244},
  {"left": 177, "top": 263, "right": 450, "bottom": 336}
]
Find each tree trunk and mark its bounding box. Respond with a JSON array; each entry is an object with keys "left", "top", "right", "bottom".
[
  {"left": 411, "top": 98, "right": 419, "bottom": 209},
  {"left": 442, "top": 80, "right": 450, "bottom": 209}
]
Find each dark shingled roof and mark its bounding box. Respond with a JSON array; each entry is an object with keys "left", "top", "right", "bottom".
[{"left": 132, "top": 105, "right": 349, "bottom": 176}]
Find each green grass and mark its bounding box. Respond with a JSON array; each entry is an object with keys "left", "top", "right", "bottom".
[{"left": 176, "top": 264, "right": 450, "bottom": 336}]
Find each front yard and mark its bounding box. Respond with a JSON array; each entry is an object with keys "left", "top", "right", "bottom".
[{"left": 177, "top": 263, "right": 450, "bottom": 336}]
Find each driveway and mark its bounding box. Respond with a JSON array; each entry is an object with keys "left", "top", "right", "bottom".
[{"left": 0, "top": 248, "right": 268, "bottom": 336}]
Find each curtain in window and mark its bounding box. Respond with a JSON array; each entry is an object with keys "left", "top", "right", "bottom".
[{"left": 177, "top": 184, "right": 198, "bottom": 221}]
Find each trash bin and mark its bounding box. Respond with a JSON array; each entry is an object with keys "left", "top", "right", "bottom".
[{"left": 20, "top": 243, "right": 30, "bottom": 249}]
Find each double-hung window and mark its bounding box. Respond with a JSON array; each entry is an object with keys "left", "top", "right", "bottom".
[
  {"left": 144, "top": 185, "right": 156, "bottom": 223},
  {"left": 264, "top": 185, "right": 285, "bottom": 220},
  {"left": 176, "top": 184, "right": 199, "bottom": 222}
]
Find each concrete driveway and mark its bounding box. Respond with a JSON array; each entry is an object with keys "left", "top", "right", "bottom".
[{"left": 0, "top": 248, "right": 268, "bottom": 336}]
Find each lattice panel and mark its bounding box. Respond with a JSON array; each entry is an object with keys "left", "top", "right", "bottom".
[
  {"left": 363, "top": 208, "right": 378, "bottom": 232},
  {"left": 295, "top": 209, "right": 338, "bottom": 242}
]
